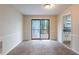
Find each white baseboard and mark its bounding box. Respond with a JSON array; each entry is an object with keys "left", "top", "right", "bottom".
[
  {"left": 62, "top": 43, "right": 79, "bottom": 55},
  {"left": 2, "top": 40, "right": 22, "bottom": 55}
]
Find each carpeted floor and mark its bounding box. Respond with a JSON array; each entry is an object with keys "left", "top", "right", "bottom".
[
  {"left": 8, "top": 40, "right": 77, "bottom": 55},
  {"left": 63, "top": 41, "right": 71, "bottom": 48}
]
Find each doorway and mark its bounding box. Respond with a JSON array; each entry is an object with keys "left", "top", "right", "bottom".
[
  {"left": 62, "top": 15, "right": 72, "bottom": 47},
  {"left": 31, "top": 19, "right": 50, "bottom": 40}
]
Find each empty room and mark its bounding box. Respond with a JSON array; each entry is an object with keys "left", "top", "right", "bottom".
[{"left": 0, "top": 4, "right": 79, "bottom": 55}]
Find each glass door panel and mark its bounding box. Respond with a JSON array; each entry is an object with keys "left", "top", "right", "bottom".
[
  {"left": 32, "top": 20, "right": 40, "bottom": 39},
  {"left": 32, "top": 29, "right": 40, "bottom": 38},
  {"left": 41, "top": 20, "right": 48, "bottom": 29},
  {"left": 32, "top": 20, "right": 40, "bottom": 29},
  {"left": 32, "top": 19, "right": 49, "bottom": 40},
  {"left": 40, "top": 20, "right": 49, "bottom": 39}
]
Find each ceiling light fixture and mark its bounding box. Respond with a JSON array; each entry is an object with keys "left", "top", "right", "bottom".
[{"left": 43, "top": 4, "right": 54, "bottom": 9}]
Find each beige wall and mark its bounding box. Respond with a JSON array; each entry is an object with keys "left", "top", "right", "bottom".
[
  {"left": 23, "top": 15, "right": 57, "bottom": 40},
  {"left": 57, "top": 5, "right": 79, "bottom": 53},
  {"left": 0, "top": 5, "right": 23, "bottom": 54}
]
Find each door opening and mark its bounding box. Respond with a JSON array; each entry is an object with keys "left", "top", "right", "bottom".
[
  {"left": 62, "top": 15, "right": 72, "bottom": 47},
  {"left": 31, "top": 19, "right": 50, "bottom": 40}
]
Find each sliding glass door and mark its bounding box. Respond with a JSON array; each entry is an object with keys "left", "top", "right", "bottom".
[
  {"left": 32, "top": 20, "right": 40, "bottom": 39},
  {"left": 32, "top": 19, "right": 49, "bottom": 40}
]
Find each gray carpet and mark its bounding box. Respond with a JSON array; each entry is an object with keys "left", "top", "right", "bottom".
[{"left": 8, "top": 40, "right": 77, "bottom": 55}]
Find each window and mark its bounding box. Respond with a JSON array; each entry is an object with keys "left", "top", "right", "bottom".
[{"left": 32, "top": 19, "right": 49, "bottom": 40}]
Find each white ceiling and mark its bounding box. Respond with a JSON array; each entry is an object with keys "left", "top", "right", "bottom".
[{"left": 12, "top": 4, "right": 71, "bottom": 15}]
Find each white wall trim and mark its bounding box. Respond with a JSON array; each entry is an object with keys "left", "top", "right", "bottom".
[
  {"left": 2, "top": 40, "right": 22, "bottom": 55},
  {"left": 62, "top": 43, "right": 79, "bottom": 55}
]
